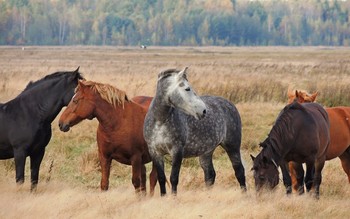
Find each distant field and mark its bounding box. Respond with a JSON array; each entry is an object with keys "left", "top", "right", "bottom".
[{"left": 0, "top": 46, "right": 349, "bottom": 218}]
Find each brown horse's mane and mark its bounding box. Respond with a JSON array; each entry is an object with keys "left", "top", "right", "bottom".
[{"left": 79, "top": 81, "right": 129, "bottom": 108}]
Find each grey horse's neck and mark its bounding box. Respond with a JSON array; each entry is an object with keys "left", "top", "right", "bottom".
[{"left": 150, "top": 93, "right": 174, "bottom": 123}]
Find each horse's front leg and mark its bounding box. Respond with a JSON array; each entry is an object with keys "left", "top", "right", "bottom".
[
  {"left": 99, "top": 151, "right": 111, "bottom": 191},
  {"left": 280, "top": 162, "right": 292, "bottom": 194},
  {"left": 30, "top": 148, "right": 45, "bottom": 191},
  {"left": 170, "top": 150, "right": 183, "bottom": 195},
  {"left": 130, "top": 155, "right": 144, "bottom": 193},
  {"left": 199, "top": 152, "right": 216, "bottom": 187},
  {"left": 153, "top": 156, "right": 166, "bottom": 196},
  {"left": 290, "top": 161, "right": 305, "bottom": 194},
  {"left": 14, "top": 148, "right": 27, "bottom": 185}
]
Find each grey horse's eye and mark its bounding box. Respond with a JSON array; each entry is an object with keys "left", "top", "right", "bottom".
[{"left": 185, "top": 87, "right": 191, "bottom": 91}]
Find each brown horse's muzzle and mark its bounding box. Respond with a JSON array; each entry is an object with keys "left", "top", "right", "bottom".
[{"left": 59, "top": 121, "right": 70, "bottom": 132}]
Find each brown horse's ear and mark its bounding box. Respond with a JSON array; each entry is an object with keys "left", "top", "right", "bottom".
[
  {"left": 250, "top": 154, "right": 256, "bottom": 161},
  {"left": 297, "top": 90, "right": 306, "bottom": 103},
  {"left": 74, "top": 66, "right": 80, "bottom": 72},
  {"left": 78, "top": 80, "right": 86, "bottom": 88},
  {"left": 287, "top": 89, "right": 295, "bottom": 104},
  {"left": 310, "top": 91, "right": 318, "bottom": 102}
]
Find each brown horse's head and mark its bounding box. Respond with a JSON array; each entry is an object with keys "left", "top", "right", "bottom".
[
  {"left": 287, "top": 89, "right": 318, "bottom": 104},
  {"left": 59, "top": 80, "right": 96, "bottom": 132},
  {"left": 251, "top": 154, "right": 279, "bottom": 191},
  {"left": 59, "top": 80, "right": 129, "bottom": 132}
]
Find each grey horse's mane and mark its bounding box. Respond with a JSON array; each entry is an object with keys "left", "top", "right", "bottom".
[{"left": 157, "top": 68, "right": 187, "bottom": 81}]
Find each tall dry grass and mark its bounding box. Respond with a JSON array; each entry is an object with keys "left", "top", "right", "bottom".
[
  {"left": 0, "top": 177, "right": 349, "bottom": 219},
  {"left": 0, "top": 46, "right": 350, "bottom": 218}
]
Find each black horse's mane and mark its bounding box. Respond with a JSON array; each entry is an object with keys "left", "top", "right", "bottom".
[
  {"left": 260, "top": 101, "right": 306, "bottom": 151},
  {"left": 23, "top": 70, "right": 83, "bottom": 92},
  {"left": 276, "top": 101, "right": 305, "bottom": 123}
]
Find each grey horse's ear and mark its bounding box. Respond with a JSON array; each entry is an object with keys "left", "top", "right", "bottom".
[{"left": 177, "top": 67, "right": 188, "bottom": 81}]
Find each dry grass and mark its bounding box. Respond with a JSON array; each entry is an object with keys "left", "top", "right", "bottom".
[
  {"left": 0, "top": 46, "right": 350, "bottom": 218},
  {"left": 0, "top": 165, "right": 349, "bottom": 219}
]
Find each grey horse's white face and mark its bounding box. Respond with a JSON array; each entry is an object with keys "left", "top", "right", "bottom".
[{"left": 164, "top": 67, "right": 207, "bottom": 120}]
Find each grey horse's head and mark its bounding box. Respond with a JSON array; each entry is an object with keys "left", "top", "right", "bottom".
[{"left": 157, "top": 67, "right": 207, "bottom": 120}]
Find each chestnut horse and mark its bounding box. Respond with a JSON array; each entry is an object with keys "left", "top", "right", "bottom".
[
  {"left": 131, "top": 96, "right": 153, "bottom": 110},
  {"left": 58, "top": 80, "right": 157, "bottom": 194},
  {"left": 287, "top": 90, "right": 350, "bottom": 188}
]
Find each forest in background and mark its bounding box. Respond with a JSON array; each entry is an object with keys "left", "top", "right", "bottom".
[{"left": 1, "top": 0, "right": 350, "bottom": 46}]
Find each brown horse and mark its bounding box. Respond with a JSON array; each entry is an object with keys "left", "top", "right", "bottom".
[
  {"left": 58, "top": 80, "right": 157, "bottom": 194},
  {"left": 287, "top": 89, "right": 318, "bottom": 103},
  {"left": 251, "top": 101, "right": 330, "bottom": 198},
  {"left": 288, "top": 90, "right": 350, "bottom": 187},
  {"left": 131, "top": 96, "right": 153, "bottom": 110}
]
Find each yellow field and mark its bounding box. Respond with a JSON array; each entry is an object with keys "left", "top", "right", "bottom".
[{"left": 0, "top": 46, "right": 349, "bottom": 218}]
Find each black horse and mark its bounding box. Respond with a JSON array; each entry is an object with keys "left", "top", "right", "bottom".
[
  {"left": 0, "top": 68, "right": 83, "bottom": 190},
  {"left": 251, "top": 101, "right": 330, "bottom": 198}
]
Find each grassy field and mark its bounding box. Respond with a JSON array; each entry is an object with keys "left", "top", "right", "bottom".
[{"left": 0, "top": 46, "right": 349, "bottom": 218}]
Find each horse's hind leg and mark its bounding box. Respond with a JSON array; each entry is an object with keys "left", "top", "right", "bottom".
[
  {"left": 199, "top": 152, "right": 216, "bottom": 187},
  {"left": 149, "top": 162, "right": 158, "bottom": 196},
  {"left": 131, "top": 156, "right": 143, "bottom": 193},
  {"left": 289, "top": 161, "right": 305, "bottom": 194},
  {"left": 305, "top": 162, "right": 315, "bottom": 193},
  {"left": 221, "top": 145, "right": 246, "bottom": 190},
  {"left": 99, "top": 152, "right": 112, "bottom": 191},
  {"left": 339, "top": 147, "right": 350, "bottom": 183},
  {"left": 280, "top": 162, "right": 292, "bottom": 194},
  {"left": 30, "top": 148, "right": 45, "bottom": 191},
  {"left": 141, "top": 164, "right": 147, "bottom": 193}
]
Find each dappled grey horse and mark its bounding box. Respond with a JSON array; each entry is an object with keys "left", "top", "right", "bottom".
[{"left": 143, "top": 67, "right": 246, "bottom": 195}]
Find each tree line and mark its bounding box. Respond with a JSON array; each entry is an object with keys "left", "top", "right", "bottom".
[{"left": 1, "top": 0, "right": 350, "bottom": 46}]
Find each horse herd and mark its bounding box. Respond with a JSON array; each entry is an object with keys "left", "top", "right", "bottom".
[{"left": 0, "top": 67, "right": 349, "bottom": 199}]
